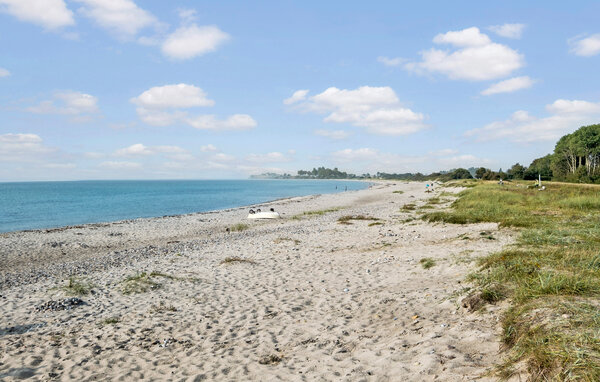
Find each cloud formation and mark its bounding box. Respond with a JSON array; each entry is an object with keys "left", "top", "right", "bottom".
[
  {"left": 488, "top": 23, "right": 525, "bottom": 39},
  {"left": 481, "top": 76, "right": 534, "bottom": 95},
  {"left": 405, "top": 27, "right": 524, "bottom": 81},
  {"left": 161, "top": 25, "right": 229, "bottom": 60},
  {"left": 73, "top": 0, "right": 157, "bottom": 39},
  {"left": 465, "top": 99, "right": 600, "bottom": 143},
  {"left": 570, "top": 34, "right": 600, "bottom": 57},
  {"left": 131, "top": 83, "right": 214, "bottom": 109},
  {"left": 0, "top": 67, "right": 10, "bottom": 77},
  {"left": 131, "top": 84, "right": 256, "bottom": 131},
  {"left": 27, "top": 91, "right": 99, "bottom": 116},
  {"left": 0, "top": 133, "right": 55, "bottom": 162},
  {"left": 283, "top": 89, "right": 309, "bottom": 105},
  {"left": 0, "top": 0, "right": 74, "bottom": 30},
  {"left": 286, "top": 86, "right": 427, "bottom": 136}
]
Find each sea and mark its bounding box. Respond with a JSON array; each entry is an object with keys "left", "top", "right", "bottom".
[{"left": 0, "top": 179, "right": 369, "bottom": 233}]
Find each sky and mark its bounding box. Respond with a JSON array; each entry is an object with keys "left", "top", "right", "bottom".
[{"left": 1, "top": 0, "right": 600, "bottom": 181}]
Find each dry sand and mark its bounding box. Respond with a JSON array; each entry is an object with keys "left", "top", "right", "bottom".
[{"left": 0, "top": 181, "right": 517, "bottom": 381}]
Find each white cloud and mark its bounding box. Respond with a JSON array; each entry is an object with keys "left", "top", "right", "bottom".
[
  {"left": 161, "top": 24, "right": 229, "bottom": 60},
  {"left": 465, "top": 99, "right": 600, "bottom": 143},
  {"left": 185, "top": 114, "right": 257, "bottom": 131},
  {"left": 0, "top": 133, "right": 59, "bottom": 164},
  {"left": 0, "top": 67, "right": 10, "bottom": 77},
  {"left": 546, "top": 99, "right": 600, "bottom": 114},
  {"left": 288, "top": 86, "right": 427, "bottom": 136},
  {"left": 377, "top": 56, "right": 406, "bottom": 67},
  {"left": 570, "top": 34, "right": 600, "bottom": 57},
  {"left": 405, "top": 27, "right": 524, "bottom": 81},
  {"left": 0, "top": 0, "right": 74, "bottom": 30},
  {"left": 115, "top": 143, "right": 152, "bottom": 156},
  {"left": 73, "top": 0, "right": 157, "bottom": 39},
  {"left": 481, "top": 76, "right": 534, "bottom": 95},
  {"left": 131, "top": 84, "right": 214, "bottom": 109},
  {"left": 26, "top": 91, "right": 99, "bottom": 116},
  {"left": 99, "top": 161, "right": 141, "bottom": 170},
  {"left": 433, "top": 27, "right": 491, "bottom": 47},
  {"left": 245, "top": 152, "right": 291, "bottom": 163},
  {"left": 115, "top": 143, "right": 188, "bottom": 158},
  {"left": 283, "top": 89, "right": 309, "bottom": 105},
  {"left": 200, "top": 144, "right": 218, "bottom": 152},
  {"left": 131, "top": 84, "right": 255, "bottom": 131},
  {"left": 315, "top": 129, "right": 352, "bottom": 140},
  {"left": 488, "top": 24, "right": 525, "bottom": 39}
]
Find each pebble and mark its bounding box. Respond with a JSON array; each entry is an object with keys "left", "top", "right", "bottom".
[{"left": 35, "top": 297, "right": 86, "bottom": 312}]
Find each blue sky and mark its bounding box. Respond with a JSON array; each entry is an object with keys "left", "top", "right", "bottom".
[{"left": 1, "top": 0, "right": 600, "bottom": 181}]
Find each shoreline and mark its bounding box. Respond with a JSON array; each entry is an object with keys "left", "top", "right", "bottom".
[
  {"left": 0, "top": 181, "right": 515, "bottom": 381},
  {"left": 0, "top": 179, "right": 373, "bottom": 235}
]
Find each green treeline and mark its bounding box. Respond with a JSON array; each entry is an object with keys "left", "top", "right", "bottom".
[
  {"left": 252, "top": 124, "right": 600, "bottom": 183},
  {"left": 474, "top": 124, "right": 600, "bottom": 183}
]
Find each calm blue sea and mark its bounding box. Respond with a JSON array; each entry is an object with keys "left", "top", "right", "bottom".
[{"left": 0, "top": 179, "right": 368, "bottom": 233}]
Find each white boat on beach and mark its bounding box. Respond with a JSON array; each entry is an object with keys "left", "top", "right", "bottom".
[{"left": 247, "top": 211, "right": 280, "bottom": 219}]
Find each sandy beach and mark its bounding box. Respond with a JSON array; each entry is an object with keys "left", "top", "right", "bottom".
[{"left": 0, "top": 181, "right": 516, "bottom": 381}]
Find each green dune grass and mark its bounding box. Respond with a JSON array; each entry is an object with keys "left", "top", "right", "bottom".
[{"left": 423, "top": 181, "right": 600, "bottom": 380}]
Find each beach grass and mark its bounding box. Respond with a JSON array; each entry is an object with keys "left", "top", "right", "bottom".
[
  {"left": 120, "top": 271, "right": 177, "bottom": 294},
  {"left": 419, "top": 258, "right": 436, "bottom": 269},
  {"left": 229, "top": 223, "right": 250, "bottom": 232},
  {"left": 274, "top": 237, "right": 301, "bottom": 245},
  {"left": 401, "top": 203, "right": 417, "bottom": 211},
  {"left": 423, "top": 180, "right": 600, "bottom": 380},
  {"left": 337, "top": 215, "right": 380, "bottom": 224},
  {"left": 101, "top": 316, "right": 120, "bottom": 325},
  {"left": 291, "top": 207, "right": 343, "bottom": 220},
  {"left": 62, "top": 276, "right": 95, "bottom": 296},
  {"left": 220, "top": 257, "right": 256, "bottom": 265}
]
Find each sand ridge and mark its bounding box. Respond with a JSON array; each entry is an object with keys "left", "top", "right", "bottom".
[{"left": 0, "top": 182, "right": 516, "bottom": 381}]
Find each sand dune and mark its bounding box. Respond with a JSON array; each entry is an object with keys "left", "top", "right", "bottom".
[{"left": 0, "top": 182, "right": 517, "bottom": 381}]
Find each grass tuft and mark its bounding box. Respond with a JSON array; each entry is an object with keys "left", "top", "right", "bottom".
[
  {"left": 62, "top": 276, "right": 94, "bottom": 296},
  {"left": 401, "top": 203, "right": 416, "bottom": 211},
  {"left": 120, "top": 271, "right": 177, "bottom": 294},
  {"left": 337, "top": 215, "right": 380, "bottom": 224},
  {"left": 419, "top": 258, "right": 436, "bottom": 269},
  {"left": 220, "top": 257, "right": 256, "bottom": 265},
  {"left": 229, "top": 223, "right": 249, "bottom": 232},
  {"left": 292, "top": 207, "right": 343, "bottom": 220},
  {"left": 101, "top": 316, "right": 120, "bottom": 325}
]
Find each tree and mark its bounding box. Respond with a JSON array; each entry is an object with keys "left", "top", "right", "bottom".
[
  {"left": 475, "top": 167, "right": 487, "bottom": 179},
  {"left": 524, "top": 155, "right": 553, "bottom": 180},
  {"left": 450, "top": 168, "right": 473, "bottom": 179},
  {"left": 507, "top": 163, "right": 525, "bottom": 180}
]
